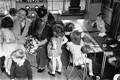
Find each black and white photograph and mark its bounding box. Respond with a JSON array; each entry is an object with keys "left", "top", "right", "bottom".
[{"left": 0, "top": 0, "right": 120, "bottom": 80}]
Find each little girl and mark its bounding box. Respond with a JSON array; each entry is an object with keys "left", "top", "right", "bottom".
[
  {"left": 91, "top": 13, "right": 106, "bottom": 37},
  {"left": 66, "top": 30, "right": 94, "bottom": 76},
  {"left": 10, "top": 49, "right": 32, "bottom": 80},
  {"left": 47, "top": 21, "right": 68, "bottom": 76}
]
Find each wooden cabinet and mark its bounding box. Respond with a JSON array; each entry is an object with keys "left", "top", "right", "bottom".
[{"left": 101, "top": 0, "right": 120, "bottom": 39}]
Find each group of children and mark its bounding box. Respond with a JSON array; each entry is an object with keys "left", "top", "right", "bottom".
[
  {"left": 46, "top": 21, "right": 94, "bottom": 77},
  {"left": 0, "top": 17, "right": 95, "bottom": 80}
]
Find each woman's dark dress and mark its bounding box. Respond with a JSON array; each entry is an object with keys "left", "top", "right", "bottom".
[{"left": 28, "top": 13, "right": 55, "bottom": 68}]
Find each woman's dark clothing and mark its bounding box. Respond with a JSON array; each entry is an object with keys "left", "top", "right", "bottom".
[
  {"left": 28, "top": 13, "right": 55, "bottom": 68},
  {"left": 10, "top": 60, "right": 32, "bottom": 80}
]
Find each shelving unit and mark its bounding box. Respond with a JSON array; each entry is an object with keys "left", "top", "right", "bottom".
[
  {"left": 16, "top": 0, "right": 47, "bottom": 18},
  {"left": 16, "top": 0, "right": 47, "bottom": 9}
]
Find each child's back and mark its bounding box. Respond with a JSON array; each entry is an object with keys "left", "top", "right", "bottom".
[
  {"left": 10, "top": 59, "right": 32, "bottom": 79},
  {"left": 10, "top": 49, "right": 32, "bottom": 80}
]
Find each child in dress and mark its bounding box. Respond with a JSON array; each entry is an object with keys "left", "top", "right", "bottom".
[
  {"left": 47, "top": 21, "right": 68, "bottom": 76},
  {"left": 10, "top": 49, "right": 32, "bottom": 80},
  {"left": 66, "top": 30, "right": 94, "bottom": 76},
  {"left": 91, "top": 13, "right": 106, "bottom": 37}
]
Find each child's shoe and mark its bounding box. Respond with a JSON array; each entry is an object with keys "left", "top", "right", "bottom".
[
  {"left": 37, "top": 68, "right": 45, "bottom": 73},
  {"left": 96, "top": 76, "right": 100, "bottom": 80},
  {"left": 89, "top": 72, "right": 94, "bottom": 76},
  {"left": 56, "top": 71, "right": 61, "bottom": 75},
  {"left": 48, "top": 72, "right": 55, "bottom": 77}
]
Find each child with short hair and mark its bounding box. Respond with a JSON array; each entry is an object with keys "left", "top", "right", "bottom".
[
  {"left": 10, "top": 49, "right": 32, "bottom": 80},
  {"left": 47, "top": 21, "right": 68, "bottom": 76},
  {"left": 66, "top": 30, "right": 94, "bottom": 76}
]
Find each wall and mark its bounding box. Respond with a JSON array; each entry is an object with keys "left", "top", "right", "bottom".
[
  {"left": 87, "top": 3, "right": 102, "bottom": 20},
  {"left": 0, "top": 0, "right": 16, "bottom": 14}
]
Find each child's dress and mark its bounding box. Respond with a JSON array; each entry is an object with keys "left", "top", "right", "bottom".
[
  {"left": 47, "top": 36, "right": 67, "bottom": 58},
  {"left": 48, "top": 37, "right": 62, "bottom": 58},
  {"left": 67, "top": 39, "right": 86, "bottom": 66},
  {"left": 47, "top": 36, "right": 68, "bottom": 74}
]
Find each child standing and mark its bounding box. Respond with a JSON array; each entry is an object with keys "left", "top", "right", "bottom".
[
  {"left": 47, "top": 21, "right": 68, "bottom": 76},
  {"left": 67, "top": 30, "right": 94, "bottom": 76},
  {"left": 10, "top": 49, "right": 32, "bottom": 80}
]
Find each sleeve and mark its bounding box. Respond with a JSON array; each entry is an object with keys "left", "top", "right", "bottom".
[
  {"left": 10, "top": 61, "right": 16, "bottom": 79},
  {"left": 28, "top": 18, "right": 42, "bottom": 38},
  {"left": 26, "top": 60, "right": 32, "bottom": 80},
  {"left": 52, "top": 38, "right": 57, "bottom": 49},
  {"left": 12, "top": 20, "right": 21, "bottom": 39},
  {"left": 48, "top": 13, "right": 55, "bottom": 25},
  {"left": 80, "top": 39, "right": 85, "bottom": 47},
  {"left": 47, "top": 40, "right": 52, "bottom": 54},
  {"left": 101, "top": 21, "right": 106, "bottom": 33},
  {"left": 40, "top": 25, "right": 53, "bottom": 41}
]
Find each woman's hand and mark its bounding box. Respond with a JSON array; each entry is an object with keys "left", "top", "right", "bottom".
[{"left": 38, "top": 38, "right": 48, "bottom": 46}]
